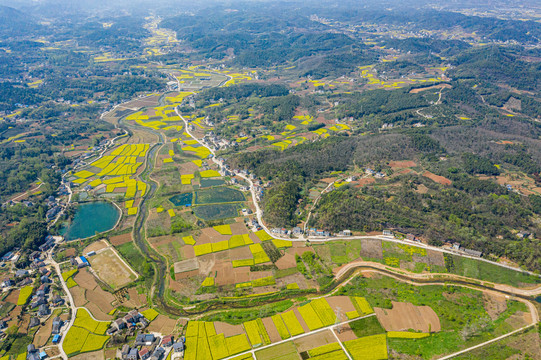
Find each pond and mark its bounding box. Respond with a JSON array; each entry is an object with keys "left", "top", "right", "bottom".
[
  {"left": 193, "top": 204, "right": 240, "bottom": 220},
  {"left": 194, "top": 187, "right": 245, "bottom": 205},
  {"left": 169, "top": 192, "right": 193, "bottom": 207},
  {"left": 61, "top": 201, "right": 121, "bottom": 240}
]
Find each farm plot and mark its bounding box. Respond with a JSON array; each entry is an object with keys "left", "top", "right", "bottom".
[
  {"left": 17, "top": 286, "right": 33, "bottom": 305},
  {"left": 170, "top": 192, "right": 193, "bottom": 207},
  {"left": 255, "top": 341, "right": 300, "bottom": 360},
  {"left": 87, "top": 247, "right": 137, "bottom": 289},
  {"left": 193, "top": 204, "right": 240, "bottom": 220},
  {"left": 63, "top": 308, "right": 110, "bottom": 356},
  {"left": 184, "top": 321, "right": 252, "bottom": 360},
  {"left": 195, "top": 187, "right": 245, "bottom": 205},
  {"left": 374, "top": 301, "right": 440, "bottom": 333},
  {"left": 343, "top": 334, "right": 388, "bottom": 360}
]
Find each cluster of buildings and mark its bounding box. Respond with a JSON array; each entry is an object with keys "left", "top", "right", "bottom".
[
  {"left": 118, "top": 334, "right": 185, "bottom": 360},
  {"left": 69, "top": 255, "right": 90, "bottom": 268},
  {"left": 45, "top": 196, "right": 64, "bottom": 222},
  {"left": 108, "top": 310, "right": 149, "bottom": 335},
  {"left": 26, "top": 344, "right": 47, "bottom": 360},
  {"left": 365, "top": 168, "right": 386, "bottom": 179},
  {"left": 249, "top": 218, "right": 263, "bottom": 232},
  {"left": 449, "top": 242, "right": 483, "bottom": 258},
  {"left": 202, "top": 131, "right": 234, "bottom": 151}
]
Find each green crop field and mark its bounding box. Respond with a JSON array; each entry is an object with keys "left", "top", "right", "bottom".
[
  {"left": 446, "top": 254, "right": 540, "bottom": 287},
  {"left": 193, "top": 204, "right": 240, "bottom": 220},
  {"left": 195, "top": 187, "right": 245, "bottom": 205}
]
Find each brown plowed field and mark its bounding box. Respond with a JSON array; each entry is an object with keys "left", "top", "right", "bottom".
[
  {"left": 375, "top": 301, "right": 441, "bottom": 333},
  {"left": 423, "top": 171, "right": 452, "bottom": 185},
  {"left": 214, "top": 322, "right": 245, "bottom": 337},
  {"left": 275, "top": 252, "right": 296, "bottom": 270},
  {"left": 360, "top": 239, "right": 383, "bottom": 260},
  {"left": 389, "top": 161, "right": 417, "bottom": 168},
  {"left": 110, "top": 233, "right": 132, "bottom": 246},
  {"left": 293, "top": 330, "right": 336, "bottom": 353},
  {"left": 262, "top": 317, "right": 282, "bottom": 343}
]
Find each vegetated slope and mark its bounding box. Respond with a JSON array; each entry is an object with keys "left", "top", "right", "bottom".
[
  {"left": 449, "top": 46, "right": 541, "bottom": 92},
  {"left": 233, "top": 119, "right": 541, "bottom": 271},
  {"left": 324, "top": 8, "right": 541, "bottom": 43},
  {"left": 0, "top": 5, "right": 39, "bottom": 37},
  {"left": 160, "top": 5, "right": 376, "bottom": 74}
]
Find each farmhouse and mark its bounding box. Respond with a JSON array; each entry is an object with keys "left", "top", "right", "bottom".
[
  {"left": 139, "top": 348, "right": 150, "bottom": 360},
  {"left": 463, "top": 248, "right": 483, "bottom": 257},
  {"left": 161, "top": 335, "right": 173, "bottom": 347},
  {"left": 173, "top": 341, "right": 185, "bottom": 353},
  {"left": 52, "top": 317, "right": 63, "bottom": 334},
  {"left": 135, "top": 333, "right": 155, "bottom": 346},
  {"left": 126, "top": 348, "right": 138, "bottom": 360}
]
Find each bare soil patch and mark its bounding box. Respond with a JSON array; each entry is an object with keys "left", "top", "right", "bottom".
[
  {"left": 121, "top": 288, "right": 146, "bottom": 308},
  {"left": 174, "top": 258, "right": 199, "bottom": 273},
  {"left": 326, "top": 296, "right": 357, "bottom": 319},
  {"left": 389, "top": 161, "right": 417, "bottom": 168},
  {"left": 71, "top": 350, "right": 104, "bottom": 360},
  {"left": 200, "top": 227, "right": 230, "bottom": 243},
  {"left": 181, "top": 245, "right": 195, "bottom": 259},
  {"left": 229, "top": 246, "right": 253, "bottom": 261},
  {"left": 426, "top": 250, "right": 445, "bottom": 267},
  {"left": 4, "top": 289, "right": 19, "bottom": 304},
  {"left": 423, "top": 171, "right": 452, "bottom": 186},
  {"left": 89, "top": 248, "right": 137, "bottom": 289},
  {"left": 262, "top": 317, "right": 282, "bottom": 343},
  {"left": 175, "top": 269, "right": 199, "bottom": 280},
  {"left": 110, "top": 233, "right": 133, "bottom": 246},
  {"left": 197, "top": 253, "right": 216, "bottom": 275},
  {"left": 375, "top": 301, "right": 441, "bottom": 333},
  {"left": 233, "top": 268, "right": 251, "bottom": 284},
  {"left": 230, "top": 221, "right": 249, "bottom": 235},
  {"left": 147, "top": 315, "right": 178, "bottom": 335},
  {"left": 214, "top": 261, "right": 235, "bottom": 286},
  {"left": 65, "top": 248, "right": 77, "bottom": 257},
  {"left": 292, "top": 308, "right": 311, "bottom": 333},
  {"left": 409, "top": 83, "right": 451, "bottom": 94},
  {"left": 215, "top": 322, "right": 245, "bottom": 337},
  {"left": 45, "top": 348, "right": 60, "bottom": 358},
  {"left": 292, "top": 247, "right": 315, "bottom": 256},
  {"left": 250, "top": 271, "right": 274, "bottom": 281},
  {"left": 85, "top": 287, "right": 115, "bottom": 314},
  {"left": 360, "top": 239, "right": 383, "bottom": 260},
  {"left": 336, "top": 322, "right": 358, "bottom": 342},
  {"left": 293, "top": 330, "right": 337, "bottom": 353},
  {"left": 74, "top": 269, "right": 99, "bottom": 290},
  {"left": 276, "top": 273, "right": 305, "bottom": 289},
  {"left": 71, "top": 287, "right": 88, "bottom": 307},
  {"left": 275, "top": 252, "right": 296, "bottom": 270},
  {"left": 85, "top": 302, "right": 112, "bottom": 321},
  {"left": 84, "top": 240, "right": 109, "bottom": 254},
  {"left": 505, "top": 311, "right": 530, "bottom": 330}
]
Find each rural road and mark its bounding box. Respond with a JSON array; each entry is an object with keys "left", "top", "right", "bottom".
[{"left": 46, "top": 249, "right": 74, "bottom": 360}]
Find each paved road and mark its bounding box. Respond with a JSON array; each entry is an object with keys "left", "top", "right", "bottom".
[{"left": 46, "top": 249, "right": 75, "bottom": 360}]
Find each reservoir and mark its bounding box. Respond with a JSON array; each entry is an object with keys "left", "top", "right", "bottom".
[{"left": 61, "top": 201, "right": 120, "bottom": 240}]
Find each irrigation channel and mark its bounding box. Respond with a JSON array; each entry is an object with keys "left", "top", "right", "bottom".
[{"left": 118, "top": 102, "right": 187, "bottom": 315}]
